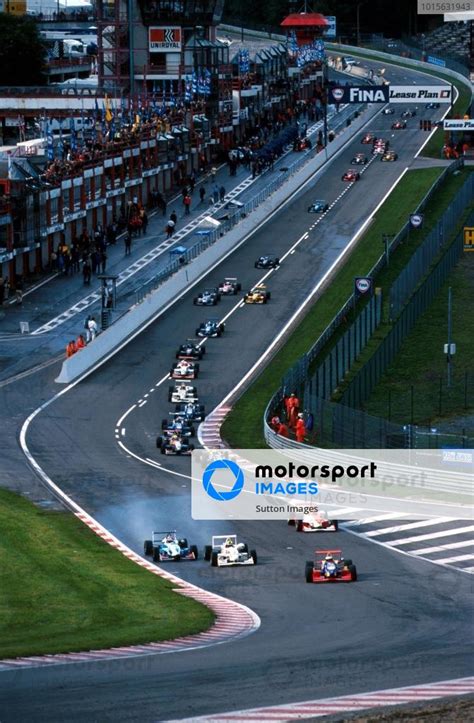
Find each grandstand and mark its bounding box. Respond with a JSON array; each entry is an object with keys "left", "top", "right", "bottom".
[{"left": 421, "top": 21, "right": 471, "bottom": 63}]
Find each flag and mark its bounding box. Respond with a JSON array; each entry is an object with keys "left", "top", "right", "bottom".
[
  {"left": 57, "top": 122, "right": 64, "bottom": 158},
  {"left": 70, "top": 117, "right": 77, "bottom": 151},
  {"left": 104, "top": 94, "right": 113, "bottom": 123},
  {"left": 184, "top": 76, "right": 192, "bottom": 102},
  {"left": 47, "top": 122, "right": 54, "bottom": 161}
]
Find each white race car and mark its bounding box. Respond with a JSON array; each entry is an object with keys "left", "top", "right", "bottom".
[
  {"left": 170, "top": 359, "right": 199, "bottom": 379},
  {"left": 204, "top": 535, "right": 257, "bottom": 567},
  {"left": 168, "top": 382, "right": 199, "bottom": 403},
  {"left": 288, "top": 506, "right": 338, "bottom": 532}
]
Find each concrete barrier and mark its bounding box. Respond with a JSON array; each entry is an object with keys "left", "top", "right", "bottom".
[{"left": 56, "top": 104, "right": 377, "bottom": 384}]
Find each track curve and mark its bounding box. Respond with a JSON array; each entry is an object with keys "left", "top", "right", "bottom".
[{"left": 1, "top": 58, "right": 472, "bottom": 723}]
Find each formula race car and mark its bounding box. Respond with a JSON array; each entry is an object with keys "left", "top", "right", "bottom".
[
  {"left": 193, "top": 288, "right": 221, "bottom": 306},
  {"left": 173, "top": 402, "right": 206, "bottom": 422},
  {"left": 218, "top": 277, "right": 242, "bottom": 295},
  {"left": 402, "top": 108, "right": 417, "bottom": 118},
  {"left": 204, "top": 535, "right": 257, "bottom": 567},
  {"left": 289, "top": 508, "right": 338, "bottom": 532},
  {"left": 168, "top": 382, "right": 199, "bottom": 403},
  {"left": 158, "top": 432, "right": 194, "bottom": 455},
  {"left": 170, "top": 359, "right": 199, "bottom": 379},
  {"left": 351, "top": 152, "right": 368, "bottom": 165},
  {"left": 392, "top": 119, "right": 407, "bottom": 129},
  {"left": 243, "top": 284, "right": 271, "bottom": 304},
  {"left": 195, "top": 319, "right": 225, "bottom": 338},
  {"left": 144, "top": 530, "right": 198, "bottom": 562},
  {"left": 425, "top": 102, "right": 440, "bottom": 109},
  {"left": 305, "top": 549, "right": 357, "bottom": 583},
  {"left": 307, "top": 200, "right": 329, "bottom": 213},
  {"left": 372, "top": 139, "right": 389, "bottom": 154},
  {"left": 176, "top": 340, "right": 205, "bottom": 360},
  {"left": 381, "top": 150, "right": 398, "bottom": 162},
  {"left": 361, "top": 132, "right": 376, "bottom": 144},
  {"left": 342, "top": 168, "right": 360, "bottom": 182},
  {"left": 254, "top": 255, "right": 280, "bottom": 270},
  {"left": 161, "top": 417, "right": 195, "bottom": 437},
  {"left": 382, "top": 107, "right": 395, "bottom": 114}
]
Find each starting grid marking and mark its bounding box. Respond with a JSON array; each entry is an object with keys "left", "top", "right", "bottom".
[
  {"left": 30, "top": 114, "right": 330, "bottom": 337},
  {"left": 0, "top": 509, "right": 260, "bottom": 671},
  {"left": 175, "top": 677, "right": 474, "bottom": 721}
]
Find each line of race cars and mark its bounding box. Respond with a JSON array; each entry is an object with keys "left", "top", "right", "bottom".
[
  {"left": 143, "top": 509, "right": 357, "bottom": 581},
  {"left": 159, "top": 268, "right": 281, "bottom": 454}
]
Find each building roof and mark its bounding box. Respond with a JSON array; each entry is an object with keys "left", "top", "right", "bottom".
[{"left": 280, "top": 13, "right": 329, "bottom": 28}]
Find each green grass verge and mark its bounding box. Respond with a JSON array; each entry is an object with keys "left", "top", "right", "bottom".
[
  {"left": 221, "top": 166, "right": 445, "bottom": 448},
  {"left": 0, "top": 488, "right": 214, "bottom": 659},
  {"left": 365, "top": 252, "right": 474, "bottom": 429},
  {"left": 328, "top": 44, "right": 472, "bottom": 159}
]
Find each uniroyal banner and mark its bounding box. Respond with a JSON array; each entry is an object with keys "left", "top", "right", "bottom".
[
  {"left": 149, "top": 27, "right": 182, "bottom": 52},
  {"left": 389, "top": 85, "right": 452, "bottom": 103}
]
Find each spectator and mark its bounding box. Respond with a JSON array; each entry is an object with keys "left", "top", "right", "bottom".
[
  {"left": 76, "top": 334, "right": 86, "bottom": 350},
  {"left": 84, "top": 314, "right": 92, "bottom": 342},
  {"left": 276, "top": 420, "right": 289, "bottom": 438},
  {"left": 170, "top": 210, "right": 177, "bottom": 226},
  {"left": 100, "top": 250, "right": 107, "bottom": 274},
  {"left": 210, "top": 166, "right": 217, "bottom": 181},
  {"left": 183, "top": 194, "right": 191, "bottom": 215},
  {"left": 199, "top": 187, "right": 206, "bottom": 204},
  {"left": 219, "top": 185, "right": 226, "bottom": 202},
  {"left": 166, "top": 219, "right": 175, "bottom": 238},
  {"left": 82, "top": 259, "right": 92, "bottom": 285},
  {"left": 87, "top": 316, "right": 98, "bottom": 341},
  {"left": 15, "top": 276, "right": 23, "bottom": 304},
  {"left": 140, "top": 209, "right": 148, "bottom": 234},
  {"left": 124, "top": 231, "right": 132, "bottom": 256},
  {"left": 212, "top": 185, "right": 219, "bottom": 204}
]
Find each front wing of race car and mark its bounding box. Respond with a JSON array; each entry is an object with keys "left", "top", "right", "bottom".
[
  {"left": 216, "top": 554, "right": 255, "bottom": 567},
  {"left": 310, "top": 568, "right": 354, "bottom": 582}
]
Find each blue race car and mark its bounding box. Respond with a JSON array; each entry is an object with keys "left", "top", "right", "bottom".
[{"left": 144, "top": 530, "right": 198, "bottom": 562}]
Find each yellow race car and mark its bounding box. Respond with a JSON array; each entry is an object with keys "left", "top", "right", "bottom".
[{"left": 243, "top": 284, "right": 271, "bottom": 304}]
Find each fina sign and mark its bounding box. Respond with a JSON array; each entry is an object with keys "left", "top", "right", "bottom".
[
  {"left": 329, "top": 85, "right": 389, "bottom": 104},
  {"left": 354, "top": 276, "right": 373, "bottom": 295},
  {"left": 410, "top": 213, "right": 424, "bottom": 229},
  {"left": 389, "top": 85, "right": 451, "bottom": 103},
  {"left": 149, "top": 26, "right": 182, "bottom": 52}
]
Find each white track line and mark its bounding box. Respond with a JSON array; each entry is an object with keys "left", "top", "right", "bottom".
[
  {"left": 411, "top": 540, "right": 474, "bottom": 555},
  {"left": 385, "top": 525, "right": 474, "bottom": 547},
  {"left": 363, "top": 517, "right": 456, "bottom": 537}
]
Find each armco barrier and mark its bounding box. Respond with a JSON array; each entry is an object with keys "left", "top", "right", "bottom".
[{"left": 56, "top": 102, "right": 378, "bottom": 384}]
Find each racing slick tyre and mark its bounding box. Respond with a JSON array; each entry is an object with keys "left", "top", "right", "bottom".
[
  {"left": 211, "top": 551, "right": 219, "bottom": 567},
  {"left": 144, "top": 540, "right": 153, "bottom": 556},
  {"left": 178, "top": 538, "right": 188, "bottom": 549},
  {"left": 266, "top": 292, "right": 271, "bottom": 300},
  {"left": 200, "top": 346, "right": 206, "bottom": 355},
  {"left": 190, "top": 544, "right": 199, "bottom": 560},
  {"left": 236, "top": 283, "right": 241, "bottom": 292},
  {"left": 153, "top": 548, "right": 161, "bottom": 562},
  {"left": 195, "top": 364, "right": 200, "bottom": 373},
  {"left": 161, "top": 420, "right": 168, "bottom": 429},
  {"left": 189, "top": 425, "right": 196, "bottom": 437},
  {"left": 204, "top": 545, "right": 212, "bottom": 561},
  {"left": 349, "top": 564, "right": 358, "bottom": 582},
  {"left": 296, "top": 520, "right": 304, "bottom": 532},
  {"left": 275, "top": 258, "right": 280, "bottom": 266},
  {"left": 254, "top": 262, "right": 259, "bottom": 268},
  {"left": 332, "top": 520, "right": 339, "bottom": 531},
  {"left": 343, "top": 559, "right": 353, "bottom": 567},
  {"left": 168, "top": 387, "right": 174, "bottom": 402},
  {"left": 251, "top": 550, "right": 258, "bottom": 565},
  {"left": 160, "top": 445, "right": 166, "bottom": 455},
  {"left": 305, "top": 561, "right": 313, "bottom": 583},
  {"left": 193, "top": 298, "right": 199, "bottom": 305},
  {"left": 156, "top": 436, "right": 163, "bottom": 448}
]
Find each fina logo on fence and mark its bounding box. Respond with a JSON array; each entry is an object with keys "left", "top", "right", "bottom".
[
  {"left": 330, "top": 86, "right": 389, "bottom": 104},
  {"left": 410, "top": 213, "right": 424, "bottom": 229},
  {"left": 354, "top": 276, "right": 373, "bottom": 295}
]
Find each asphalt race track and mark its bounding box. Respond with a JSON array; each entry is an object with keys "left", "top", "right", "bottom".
[{"left": 1, "top": 59, "right": 472, "bottom": 722}]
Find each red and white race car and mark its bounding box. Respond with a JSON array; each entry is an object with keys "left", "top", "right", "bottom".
[
  {"left": 289, "top": 508, "right": 338, "bottom": 532},
  {"left": 392, "top": 119, "right": 407, "bottom": 130},
  {"left": 170, "top": 359, "right": 199, "bottom": 380},
  {"left": 305, "top": 549, "right": 357, "bottom": 584},
  {"left": 361, "top": 132, "right": 376, "bottom": 144},
  {"left": 342, "top": 168, "right": 360, "bottom": 182}
]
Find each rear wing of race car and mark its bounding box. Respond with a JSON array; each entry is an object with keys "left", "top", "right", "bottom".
[
  {"left": 224, "top": 277, "right": 237, "bottom": 282},
  {"left": 212, "top": 534, "right": 237, "bottom": 547},
  {"left": 315, "top": 549, "right": 342, "bottom": 558},
  {"left": 152, "top": 530, "right": 177, "bottom": 543}
]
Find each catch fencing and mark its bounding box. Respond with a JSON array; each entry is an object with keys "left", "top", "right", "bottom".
[
  {"left": 341, "top": 218, "right": 472, "bottom": 410},
  {"left": 389, "top": 174, "right": 474, "bottom": 319}
]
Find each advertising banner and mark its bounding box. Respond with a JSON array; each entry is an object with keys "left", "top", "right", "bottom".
[
  {"left": 389, "top": 85, "right": 452, "bottom": 102},
  {"left": 149, "top": 27, "right": 182, "bottom": 52},
  {"left": 329, "top": 85, "right": 389, "bottom": 104}
]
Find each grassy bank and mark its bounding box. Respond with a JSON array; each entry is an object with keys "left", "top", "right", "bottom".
[
  {"left": 365, "top": 253, "right": 474, "bottom": 429},
  {"left": 0, "top": 489, "right": 214, "bottom": 659},
  {"left": 221, "top": 166, "right": 446, "bottom": 448}
]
